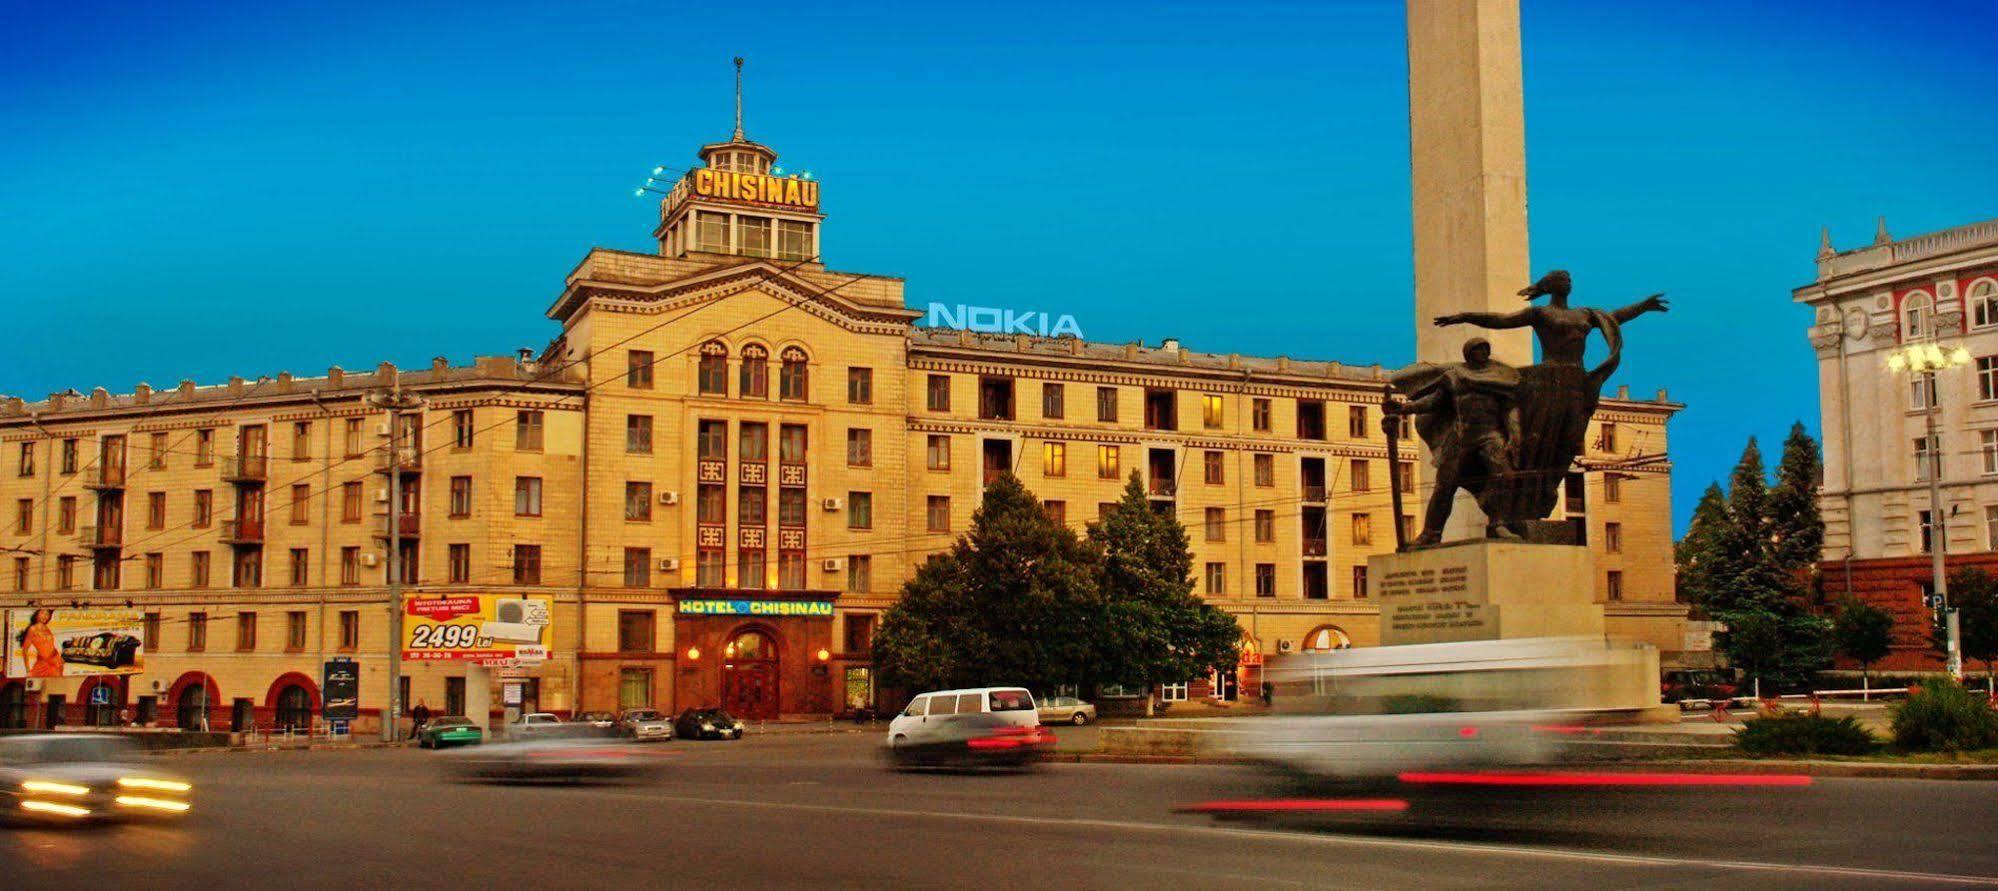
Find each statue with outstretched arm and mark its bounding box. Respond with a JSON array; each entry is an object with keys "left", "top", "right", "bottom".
[{"left": 1386, "top": 338, "right": 1523, "bottom": 546}]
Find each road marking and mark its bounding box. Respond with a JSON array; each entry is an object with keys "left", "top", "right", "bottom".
[{"left": 638, "top": 792, "right": 1998, "bottom": 887}]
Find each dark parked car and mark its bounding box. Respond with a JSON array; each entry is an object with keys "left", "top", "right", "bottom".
[
  {"left": 674, "top": 708, "right": 745, "bottom": 740},
  {"left": 885, "top": 712, "right": 1054, "bottom": 770},
  {"left": 574, "top": 711, "right": 618, "bottom": 730},
  {"left": 1662, "top": 670, "right": 1738, "bottom": 704}
]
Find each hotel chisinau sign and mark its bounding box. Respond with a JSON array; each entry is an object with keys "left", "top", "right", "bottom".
[{"left": 678, "top": 599, "right": 834, "bottom": 618}]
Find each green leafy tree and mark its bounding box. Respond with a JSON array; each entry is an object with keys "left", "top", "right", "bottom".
[
  {"left": 1675, "top": 482, "right": 1729, "bottom": 610},
  {"left": 1937, "top": 569, "right": 1998, "bottom": 682},
  {"left": 1831, "top": 599, "right": 1894, "bottom": 686},
  {"left": 1768, "top": 423, "right": 1824, "bottom": 575},
  {"left": 873, "top": 473, "right": 1107, "bottom": 694},
  {"left": 1087, "top": 472, "right": 1243, "bottom": 694}
]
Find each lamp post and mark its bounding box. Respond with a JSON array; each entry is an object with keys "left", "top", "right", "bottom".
[{"left": 1885, "top": 340, "right": 1972, "bottom": 680}]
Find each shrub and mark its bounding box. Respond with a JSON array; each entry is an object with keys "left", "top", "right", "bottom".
[
  {"left": 1890, "top": 677, "right": 1998, "bottom": 752},
  {"left": 1734, "top": 713, "right": 1879, "bottom": 756}
]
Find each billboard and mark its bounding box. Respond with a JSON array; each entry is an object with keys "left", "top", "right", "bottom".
[
  {"left": 322, "top": 658, "right": 359, "bottom": 721},
  {"left": 6, "top": 607, "right": 146, "bottom": 678},
  {"left": 402, "top": 594, "right": 554, "bottom": 663}
]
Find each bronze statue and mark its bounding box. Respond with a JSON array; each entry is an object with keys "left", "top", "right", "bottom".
[
  {"left": 1393, "top": 270, "right": 1667, "bottom": 546},
  {"left": 1387, "top": 338, "right": 1522, "bottom": 545}
]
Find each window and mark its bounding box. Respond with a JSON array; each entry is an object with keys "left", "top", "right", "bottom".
[
  {"left": 694, "top": 419, "right": 727, "bottom": 461},
  {"left": 148, "top": 491, "right": 167, "bottom": 529},
  {"left": 1143, "top": 389, "right": 1176, "bottom": 430},
  {"left": 1353, "top": 565, "right": 1369, "bottom": 598},
  {"left": 1604, "top": 473, "right": 1623, "bottom": 503},
  {"left": 1295, "top": 400, "right": 1326, "bottom": 440},
  {"left": 778, "top": 551, "right": 806, "bottom": 590},
  {"left": 847, "top": 555, "right": 872, "bottom": 593},
  {"left": 1203, "top": 394, "right": 1224, "bottom": 429},
  {"left": 1606, "top": 570, "right": 1624, "bottom": 601},
  {"left": 626, "top": 415, "right": 653, "bottom": 454},
  {"left": 697, "top": 341, "right": 727, "bottom": 395},
  {"left": 1347, "top": 404, "right": 1368, "bottom": 439},
  {"left": 1204, "top": 562, "right": 1226, "bottom": 596},
  {"left": 699, "top": 485, "right": 727, "bottom": 525},
  {"left": 739, "top": 422, "right": 768, "bottom": 463},
  {"left": 739, "top": 215, "right": 772, "bottom": 257},
  {"left": 286, "top": 611, "right": 307, "bottom": 651},
  {"left": 289, "top": 548, "right": 308, "bottom": 586},
  {"left": 696, "top": 210, "right": 728, "bottom": 251},
  {"left": 847, "top": 429, "right": 872, "bottom": 467},
  {"left": 342, "top": 419, "right": 362, "bottom": 458},
  {"left": 1042, "top": 383, "right": 1065, "bottom": 419},
  {"left": 1096, "top": 386, "right": 1119, "bottom": 422},
  {"left": 1903, "top": 292, "right": 1932, "bottom": 340},
  {"left": 1097, "top": 445, "right": 1120, "bottom": 480},
  {"left": 780, "top": 424, "right": 808, "bottom": 463},
  {"left": 623, "top": 550, "right": 652, "bottom": 588},
  {"left": 1598, "top": 422, "right": 1619, "bottom": 454},
  {"left": 847, "top": 367, "right": 873, "bottom": 404},
  {"left": 628, "top": 349, "right": 655, "bottom": 389},
  {"left": 232, "top": 550, "right": 261, "bottom": 588},
  {"left": 341, "top": 547, "right": 360, "bottom": 586},
  {"left": 1252, "top": 398, "right": 1272, "bottom": 432},
  {"left": 927, "top": 495, "right": 950, "bottom": 533},
  {"left": 779, "top": 347, "right": 809, "bottom": 401},
  {"left": 849, "top": 492, "right": 873, "bottom": 530},
  {"left": 1253, "top": 453, "right": 1274, "bottom": 487},
  {"left": 290, "top": 422, "right": 311, "bottom": 462},
  {"left": 1604, "top": 521, "right": 1623, "bottom": 554},
  {"left": 62, "top": 437, "right": 79, "bottom": 473},
  {"left": 56, "top": 555, "right": 75, "bottom": 590},
  {"left": 1919, "top": 509, "right": 1937, "bottom": 554},
  {"left": 190, "top": 551, "right": 210, "bottom": 589},
  {"left": 146, "top": 431, "right": 166, "bottom": 469},
  {"left": 13, "top": 499, "right": 29, "bottom": 534},
  {"left": 447, "top": 544, "right": 469, "bottom": 583},
  {"left": 739, "top": 486, "right": 766, "bottom": 526},
  {"left": 289, "top": 484, "right": 309, "bottom": 525},
  {"left": 1255, "top": 510, "right": 1275, "bottom": 543},
  {"left": 926, "top": 374, "right": 951, "bottom": 412},
  {"left": 142, "top": 612, "right": 161, "bottom": 649},
  {"left": 12, "top": 556, "right": 26, "bottom": 592},
  {"left": 618, "top": 610, "right": 655, "bottom": 652},
  {"left": 57, "top": 496, "right": 75, "bottom": 535},
  {"left": 448, "top": 476, "right": 471, "bottom": 517},
  {"left": 737, "top": 547, "right": 765, "bottom": 588},
  {"left": 338, "top": 481, "right": 361, "bottom": 523},
  {"left": 1914, "top": 435, "right": 1939, "bottom": 482},
  {"left": 1043, "top": 442, "right": 1066, "bottom": 477},
  {"left": 512, "top": 544, "right": 542, "bottom": 585},
  {"left": 1394, "top": 460, "right": 1415, "bottom": 493},
  {"left": 1043, "top": 500, "right": 1066, "bottom": 526},
  {"left": 1350, "top": 459, "right": 1371, "bottom": 492},
  {"left": 1351, "top": 513, "right": 1372, "bottom": 546},
  {"left": 236, "top": 612, "right": 257, "bottom": 651},
  {"left": 740, "top": 344, "right": 769, "bottom": 398},
  {"left": 452, "top": 410, "right": 474, "bottom": 448},
  {"left": 144, "top": 553, "right": 163, "bottom": 589},
  {"left": 1255, "top": 563, "right": 1276, "bottom": 597},
  {"left": 1205, "top": 508, "right": 1225, "bottom": 542},
  {"left": 515, "top": 477, "right": 543, "bottom": 516},
  {"left": 1971, "top": 280, "right": 1998, "bottom": 329},
  {"left": 978, "top": 376, "right": 1015, "bottom": 420},
  {"left": 515, "top": 411, "right": 544, "bottom": 451},
  {"left": 188, "top": 612, "right": 208, "bottom": 652},
  {"left": 1160, "top": 682, "right": 1189, "bottom": 703},
  {"left": 1978, "top": 357, "right": 1998, "bottom": 403},
  {"left": 777, "top": 219, "right": 813, "bottom": 260},
  {"left": 1910, "top": 374, "right": 1936, "bottom": 410},
  {"left": 778, "top": 489, "right": 805, "bottom": 527},
  {"left": 15, "top": 442, "right": 32, "bottom": 477},
  {"left": 1987, "top": 505, "right": 1998, "bottom": 550},
  {"left": 339, "top": 611, "right": 360, "bottom": 650},
  {"left": 1204, "top": 450, "right": 1224, "bottom": 485},
  {"left": 926, "top": 435, "right": 951, "bottom": 471},
  {"left": 625, "top": 482, "right": 653, "bottom": 521}
]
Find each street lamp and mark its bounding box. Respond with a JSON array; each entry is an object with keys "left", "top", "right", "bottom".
[{"left": 1884, "top": 340, "right": 1972, "bottom": 680}]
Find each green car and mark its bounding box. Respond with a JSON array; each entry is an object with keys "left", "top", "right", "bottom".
[{"left": 417, "top": 717, "right": 485, "bottom": 749}]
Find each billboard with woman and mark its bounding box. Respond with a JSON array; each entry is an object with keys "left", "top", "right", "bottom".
[{"left": 6, "top": 608, "right": 146, "bottom": 677}]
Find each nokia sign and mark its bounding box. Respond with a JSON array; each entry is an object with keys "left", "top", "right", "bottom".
[{"left": 924, "top": 303, "right": 1085, "bottom": 339}]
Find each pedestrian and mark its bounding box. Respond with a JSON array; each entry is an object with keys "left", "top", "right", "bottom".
[
  {"left": 1260, "top": 681, "right": 1274, "bottom": 707},
  {"left": 410, "top": 699, "right": 431, "bottom": 736}
]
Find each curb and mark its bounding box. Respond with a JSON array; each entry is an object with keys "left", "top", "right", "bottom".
[{"left": 1049, "top": 752, "right": 1998, "bottom": 779}]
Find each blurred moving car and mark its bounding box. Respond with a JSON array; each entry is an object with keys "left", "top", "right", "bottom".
[
  {"left": 1661, "top": 669, "right": 1738, "bottom": 705},
  {"left": 0, "top": 734, "right": 193, "bottom": 823},
  {"left": 443, "top": 738, "right": 664, "bottom": 784},
  {"left": 1037, "top": 696, "right": 1097, "bottom": 726},
  {"left": 618, "top": 709, "right": 674, "bottom": 742},
  {"left": 674, "top": 708, "right": 745, "bottom": 740},
  {"left": 417, "top": 716, "right": 485, "bottom": 749},
  {"left": 507, "top": 712, "right": 565, "bottom": 739},
  {"left": 885, "top": 712, "right": 1054, "bottom": 770},
  {"left": 888, "top": 688, "right": 1039, "bottom": 746},
  {"left": 574, "top": 711, "right": 618, "bottom": 730}
]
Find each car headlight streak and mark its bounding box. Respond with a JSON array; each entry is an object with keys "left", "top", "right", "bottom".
[
  {"left": 22, "top": 780, "right": 90, "bottom": 796},
  {"left": 118, "top": 777, "right": 193, "bottom": 793}
]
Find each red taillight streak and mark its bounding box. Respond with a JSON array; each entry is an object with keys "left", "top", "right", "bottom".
[
  {"left": 1177, "top": 799, "right": 1410, "bottom": 813},
  {"left": 1397, "top": 771, "right": 1811, "bottom": 787},
  {"left": 1457, "top": 726, "right": 1479, "bottom": 738}
]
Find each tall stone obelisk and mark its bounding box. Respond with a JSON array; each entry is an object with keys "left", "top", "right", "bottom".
[{"left": 1406, "top": 0, "right": 1533, "bottom": 537}]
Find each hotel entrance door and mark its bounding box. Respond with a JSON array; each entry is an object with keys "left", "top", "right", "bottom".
[{"left": 721, "top": 630, "right": 779, "bottom": 720}]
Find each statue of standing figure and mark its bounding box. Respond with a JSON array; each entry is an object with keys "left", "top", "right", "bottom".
[{"left": 1389, "top": 269, "right": 1667, "bottom": 547}]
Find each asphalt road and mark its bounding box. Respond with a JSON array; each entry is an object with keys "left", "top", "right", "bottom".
[{"left": 4, "top": 730, "right": 1995, "bottom": 889}]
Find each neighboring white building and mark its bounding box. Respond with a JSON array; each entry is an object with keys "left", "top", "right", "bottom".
[{"left": 1797, "top": 216, "right": 1998, "bottom": 670}]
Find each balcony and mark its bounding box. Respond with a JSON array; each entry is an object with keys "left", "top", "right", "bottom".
[
  {"left": 375, "top": 446, "right": 422, "bottom": 475},
  {"left": 1301, "top": 484, "right": 1327, "bottom": 504},
  {"left": 376, "top": 513, "right": 421, "bottom": 539},
  {"left": 1302, "top": 537, "right": 1328, "bottom": 557},
  {"left": 220, "top": 518, "right": 265, "bottom": 545},
  {"left": 77, "top": 524, "right": 122, "bottom": 550},
  {"left": 82, "top": 464, "right": 127, "bottom": 491},
  {"left": 1147, "top": 477, "right": 1177, "bottom": 498},
  {"left": 220, "top": 454, "right": 269, "bottom": 484}
]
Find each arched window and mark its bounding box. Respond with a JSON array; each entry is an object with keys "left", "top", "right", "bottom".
[
  {"left": 739, "top": 344, "right": 769, "bottom": 399},
  {"left": 1903, "top": 292, "right": 1933, "bottom": 341},
  {"left": 1301, "top": 626, "right": 1351, "bottom": 652},
  {"left": 697, "top": 341, "right": 728, "bottom": 396},
  {"left": 1971, "top": 280, "right": 1998, "bottom": 330},
  {"left": 779, "top": 347, "right": 809, "bottom": 402},
  {"left": 726, "top": 629, "right": 776, "bottom": 661},
  {"left": 274, "top": 685, "right": 312, "bottom": 731},
  {"left": 176, "top": 682, "right": 210, "bottom": 730}
]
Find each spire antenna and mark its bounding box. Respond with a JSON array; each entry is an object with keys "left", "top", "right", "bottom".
[{"left": 732, "top": 56, "right": 746, "bottom": 141}]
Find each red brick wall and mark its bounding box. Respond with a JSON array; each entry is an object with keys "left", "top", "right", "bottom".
[{"left": 1821, "top": 553, "right": 1998, "bottom": 672}]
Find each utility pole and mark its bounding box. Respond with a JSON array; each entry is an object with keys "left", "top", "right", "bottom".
[
  {"left": 373, "top": 386, "right": 425, "bottom": 742},
  {"left": 1924, "top": 370, "right": 1964, "bottom": 680}
]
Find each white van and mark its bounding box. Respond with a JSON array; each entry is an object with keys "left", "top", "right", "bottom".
[{"left": 887, "top": 687, "right": 1038, "bottom": 746}]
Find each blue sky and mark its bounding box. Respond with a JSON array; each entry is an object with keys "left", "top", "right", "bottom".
[{"left": 3, "top": 0, "right": 1995, "bottom": 533}]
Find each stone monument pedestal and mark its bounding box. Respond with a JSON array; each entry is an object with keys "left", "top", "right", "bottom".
[{"left": 1369, "top": 539, "right": 1670, "bottom": 721}]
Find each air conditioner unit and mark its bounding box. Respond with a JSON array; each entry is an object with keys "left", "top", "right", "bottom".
[
  {"left": 151, "top": 679, "right": 168, "bottom": 694},
  {"left": 360, "top": 553, "right": 380, "bottom": 567},
  {"left": 822, "top": 557, "right": 844, "bottom": 572},
  {"left": 657, "top": 557, "right": 681, "bottom": 572},
  {"left": 374, "top": 489, "right": 390, "bottom": 503},
  {"left": 821, "top": 497, "right": 843, "bottom": 511},
  {"left": 25, "top": 679, "right": 43, "bottom": 693},
  {"left": 1278, "top": 639, "right": 1294, "bottom": 653},
  {"left": 658, "top": 491, "right": 680, "bottom": 506}
]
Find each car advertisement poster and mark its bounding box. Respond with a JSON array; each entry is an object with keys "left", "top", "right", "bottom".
[
  {"left": 322, "top": 658, "right": 360, "bottom": 721},
  {"left": 401, "top": 594, "right": 554, "bottom": 663},
  {"left": 5, "top": 607, "right": 147, "bottom": 678}
]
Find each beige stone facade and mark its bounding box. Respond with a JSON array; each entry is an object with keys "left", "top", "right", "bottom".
[{"left": 0, "top": 125, "right": 1687, "bottom": 730}]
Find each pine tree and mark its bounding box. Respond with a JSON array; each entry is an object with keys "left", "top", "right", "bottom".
[
  {"left": 1088, "top": 472, "right": 1243, "bottom": 694},
  {"left": 1675, "top": 482, "right": 1728, "bottom": 609},
  {"left": 1705, "top": 437, "right": 1830, "bottom": 690},
  {"left": 1769, "top": 422, "right": 1825, "bottom": 574}
]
